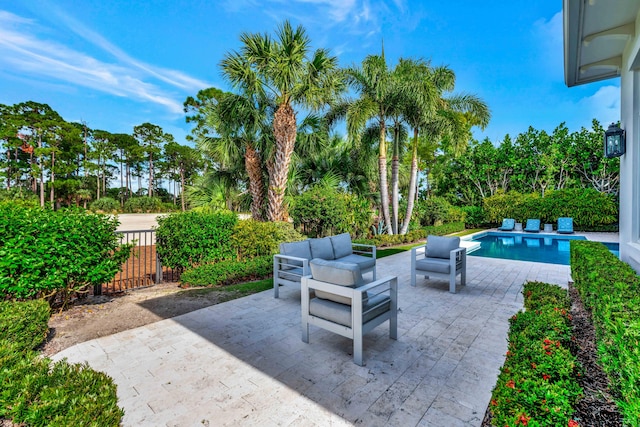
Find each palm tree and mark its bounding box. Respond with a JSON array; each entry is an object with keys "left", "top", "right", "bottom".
[
  {"left": 200, "top": 92, "right": 272, "bottom": 220},
  {"left": 342, "top": 54, "right": 404, "bottom": 234},
  {"left": 398, "top": 59, "right": 491, "bottom": 234},
  {"left": 220, "top": 20, "right": 343, "bottom": 221}
]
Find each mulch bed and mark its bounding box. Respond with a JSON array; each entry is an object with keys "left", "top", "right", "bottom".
[{"left": 481, "top": 285, "right": 624, "bottom": 426}]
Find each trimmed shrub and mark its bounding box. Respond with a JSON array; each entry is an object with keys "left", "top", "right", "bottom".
[
  {"left": 231, "top": 220, "right": 304, "bottom": 260},
  {"left": 0, "top": 205, "right": 132, "bottom": 305},
  {"left": 0, "top": 300, "right": 50, "bottom": 351},
  {"left": 413, "top": 197, "right": 466, "bottom": 226},
  {"left": 291, "top": 186, "right": 372, "bottom": 238},
  {"left": 489, "top": 282, "right": 582, "bottom": 427},
  {"left": 571, "top": 241, "right": 640, "bottom": 425},
  {"left": 0, "top": 300, "right": 123, "bottom": 426},
  {"left": 155, "top": 211, "right": 238, "bottom": 270},
  {"left": 123, "top": 196, "right": 163, "bottom": 213},
  {"left": 180, "top": 255, "right": 272, "bottom": 287},
  {"left": 89, "top": 197, "right": 119, "bottom": 213}
]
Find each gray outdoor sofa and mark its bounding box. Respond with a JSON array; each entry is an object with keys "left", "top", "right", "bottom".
[{"left": 273, "top": 233, "right": 377, "bottom": 298}]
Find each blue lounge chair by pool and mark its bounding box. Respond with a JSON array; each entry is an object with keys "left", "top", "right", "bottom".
[
  {"left": 557, "top": 217, "right": 574, "bottom": 234},
  {"left": 524, "top": 219, "right": 541, "bottom": 233},
  {"left": 497, "top": 218, "right": 515, "bottom": 231}
]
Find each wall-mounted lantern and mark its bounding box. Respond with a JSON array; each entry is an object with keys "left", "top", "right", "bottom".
[{"left": 604, "top": 122, "right": 625, "bottom": 158}]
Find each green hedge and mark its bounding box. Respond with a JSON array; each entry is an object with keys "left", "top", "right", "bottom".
[
  {"left": 483, "top": 189, "right": 618, "bottom": 230},
  {"left": 411, "top": 197, "right": 466, "bottom": 227},
  {"left": 156, "top": 211, "right": 238, "bottom": 270},
  {"left": 489, "top": 282, "right": 582, "bottom": 426},
  {"left": 0, "top": 205, "right": 132, "bottom": 305},
  {"left": 571, "top": 241, "right": 640, "bottom": 425},
  {"left": 89, "top": 197, "right": 120, "bottom": 213},
  {"left": 0, "top": 300, "right": 123, "bottom": 426},
  {"left": 180, "top": 255, "right": 272, "bottom": 287},
  {"left": 291, "top": 186, "right": 372, "bottom": 238},
  {"left": 231, "top": 220, "right": 304, "bottom": 260},
  {"left": 354, "top": 222, "right": 465, "bottom": 247}
]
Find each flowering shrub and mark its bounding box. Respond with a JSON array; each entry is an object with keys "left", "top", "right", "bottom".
[{"left": 489, "top": 282, "right": 582, "bottom": 426}]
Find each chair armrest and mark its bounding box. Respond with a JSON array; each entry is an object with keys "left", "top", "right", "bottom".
[
  {"left": 302, "top": 275, "right": 397, "bottom": 298},
  {"left": 352, "top": 243, "right": 377, "bottom": 260},
  {"left": 273, "top": 254, "right": 310, "bottom": 274},
  {"left": 411, "top": 245, "right": 426, "bottom": 260}
]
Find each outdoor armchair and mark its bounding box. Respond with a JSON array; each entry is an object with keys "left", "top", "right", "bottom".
[
  {"left": 410, "top": 235, "right": 466, "bottom": 294},
  {"left": 497, "top": 218, "right": 516, "bottom": 231},
  {"left": 524, "top": 219, "right": 541, "bottom": 233},
  {"left": 301, "top": 259, "right": 397, "bottom": 366},
  {"left": 557, "top": 217, "right": 574, "bottom": 234}
]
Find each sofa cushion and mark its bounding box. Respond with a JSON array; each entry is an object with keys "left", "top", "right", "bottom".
[
  {"left": 426, "top": 235, "right": 460, "bottom": 259},
  {"left": 310, "top": 259, "right": 362, "bottom": 305},
  {"left": 336, "top": 253, "right": 375, "bottom": 271},
  {"left": 310, "top": 237, "right": 335, "bottom": 260},
  {"left": 415, "top": 257, "right": 450, "bottom": 274},
  {"left": 330, "top": 233, "right": 353, "bottom": 259}
]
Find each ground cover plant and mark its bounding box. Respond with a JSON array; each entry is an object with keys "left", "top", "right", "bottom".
[
  {"left": 0, "top": 300, "right": 123, "bottom": 426},
  {"left": 571, "top": 241, "right": 640, "bottom": 426},
  {"left": 488, "top": 282, "right": 582, "bottom": 426},
  {"left": 0, "top": 204, "right": 132, "bottom": 307}
]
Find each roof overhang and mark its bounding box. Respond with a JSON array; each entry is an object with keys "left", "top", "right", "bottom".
[{"left": 563, "top": 0, "right": 639, "bottom": 87}]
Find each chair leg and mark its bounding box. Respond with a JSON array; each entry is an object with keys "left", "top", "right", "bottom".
[
  {"left": 353, "top": 334, "right": 363, "bottom": 366},
  {"left": 449, "top": 271, "right": 456, "bottom": 294},
  {"left": 390, "top": 314, "right": 397, "bottom": 340},
  {"left": 302, "top": 322, "right": 309, "bottom": 343},
  {"left": 373, "top": 266, "right": 376, "bottom": 281},
  {"left": 410, "top": 256, "right": 416, "bottom": 287}
]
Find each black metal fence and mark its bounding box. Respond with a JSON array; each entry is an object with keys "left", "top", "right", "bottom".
[{"left": 97, "top": 229, "right": 181, "bottom": 295}]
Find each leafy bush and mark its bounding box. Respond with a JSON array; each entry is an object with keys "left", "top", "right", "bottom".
[
  {"left": 413, "top": 197, "right": 465, "bottom": 226},
  {"left": 291, "top": 186, "right": 372, "bottom": 238},
  {"left": 461, "top": 205, "right": 485, "bottom": 228},
  {"left": 483, "top": 189, "right": 618, "bottom": 230},
  {"left": 571, "top": 241, "right": 640, "bottom": 425},
  {"left": 231, "top": 220, "right": 304, "bottom": 260},
  {"left": 489, "top": 282, "right": 582, "bottom": 427},
  {"left": 89, "top": 197, "right": 119, "bottom": 213},
  {"left": 156, "top": 211, "right": 238, "bottom": 270},
  {"left": 0, "top": 205, "right": 132, "bottom": 306},
  {"left": 0, "top": 188, "right": 39, "bottom": 207},
  {"left": 0, "top": 300, "right": 50, "bottom": 351},
  {"left": 354, "top": 222, "right": 465, "bottom": 247},
  {"left": 123, "top": 196, "right": 163, "bottom": 213},
  {"left": 0, "top": 300, "right": 123, "bottom": 426},
  {"left": 180, "top": 255, "right": 272, "bottom": 287}
]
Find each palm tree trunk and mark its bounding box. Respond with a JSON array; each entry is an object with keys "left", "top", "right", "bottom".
[
  {"left": 245, "top": 144, "right": 265, "bottom": 221},
  {"left": 267, "top": 103, "right": 296, "bottom": 222},
  {"left": 378, "top": 121, "right": 392, "bottom": 234},
  {"left": 400, "top": 128, "right": 419, "bottom": 234},
  {"left": 391, "top": 125, "right": 400, "bottom": 234}
]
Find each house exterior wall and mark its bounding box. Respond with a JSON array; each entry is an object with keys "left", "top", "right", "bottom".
[{"left": 619, "top": 11, "right": 640, "bottom": 272}]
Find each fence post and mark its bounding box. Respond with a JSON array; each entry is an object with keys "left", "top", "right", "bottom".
[
  {"left": 94, "top": 283, "right": 102, "bottom": 296},
  {"left": 156, "top": 254, "right": 163, "bottom": 284}
]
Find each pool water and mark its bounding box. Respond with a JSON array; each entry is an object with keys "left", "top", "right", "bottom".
[{"left": 467, "top": 232, "right": 619, "bottom": 265}]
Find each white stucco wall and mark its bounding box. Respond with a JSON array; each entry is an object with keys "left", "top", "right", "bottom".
[{"left": 619, "top": 10, "right": 640, "bottom": 272}]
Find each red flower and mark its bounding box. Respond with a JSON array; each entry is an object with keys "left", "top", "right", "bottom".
[
  {"left": 517, "top": 414, "right": 531, "bottom": 425},
  {"left": 491, "top": 399, "right": 498, "bottom": 406},
  {"left": 542, "top": 373, "right": 551, "bottom": 380},
  {"left": 568, "top": 420, "right": 580, "bottom": 427},
  {"left": 506, "top": 380, "right": 516, "bottom": 389},
  {"left": 531, "top": 362, "right": 537, "bottom": 369}
]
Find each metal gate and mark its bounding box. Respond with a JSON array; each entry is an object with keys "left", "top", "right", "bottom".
[{"left": 97, "top": 229, "right": 181, "bottom": 295}]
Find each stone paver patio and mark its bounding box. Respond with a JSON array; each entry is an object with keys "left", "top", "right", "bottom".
[{"left": 53, "top": 240, "right": 580, "bottom": 427}]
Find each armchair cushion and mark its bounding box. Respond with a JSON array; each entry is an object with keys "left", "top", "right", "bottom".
[
  {"left": 330, "top": 233, "right": 353, "bottom": 259},
  {"left": 280, "top": 241, "right": 312, "bottom": 267},
  {"left": 309, "top": 259, "right": 363, "bottom": 305},
  {"left": 310, "top": 237, "right": 335, "bottom": 260},
  {"left": 425, "top": 235, "right": 460, "bottom": 259},
  {"left": 309, "top": 293, "right": 391, "bottom": 327},
  {"left": 415, "top": 258, "right": 450, "bottom": 274}
]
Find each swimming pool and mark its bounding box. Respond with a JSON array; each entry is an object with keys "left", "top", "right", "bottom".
[{"left": 466, "top": 232, "right": 619, "bottom": 265}]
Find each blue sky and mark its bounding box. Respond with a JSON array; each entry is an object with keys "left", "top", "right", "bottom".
[{"left": 0, "top": 1, "right": 620, "bottom": 145}]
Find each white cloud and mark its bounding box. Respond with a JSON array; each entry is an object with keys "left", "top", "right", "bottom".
[
  {"left": 579, "top": 85, "right": 621, "bottom": 126},
  {"left": 533, "top": 11, "right": 563, "bottom": 76},
  {"left": 0, "top": 10, "right": 211, "bottom": 115}
]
